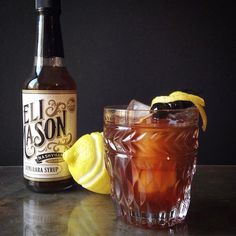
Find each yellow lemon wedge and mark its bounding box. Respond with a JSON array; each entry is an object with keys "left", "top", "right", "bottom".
[
  {"left": 63, "top": 132, "right": 110, "bottom": 194},
  {"left": 151, "top": 91, "right": 207, "bottom": 131}
]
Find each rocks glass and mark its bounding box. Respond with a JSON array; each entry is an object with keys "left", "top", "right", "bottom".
[{"left": 103, "top": 106, "right": 199, "bottom": 228}]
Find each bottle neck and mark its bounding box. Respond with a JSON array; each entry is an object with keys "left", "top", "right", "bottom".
[{"left": 34, "top": 9, "right": 65, "bottom": 74}]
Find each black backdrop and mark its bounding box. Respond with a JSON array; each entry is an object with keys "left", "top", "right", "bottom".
[{"left": 0, "top": 0, "right": 235, "bottom": 165}]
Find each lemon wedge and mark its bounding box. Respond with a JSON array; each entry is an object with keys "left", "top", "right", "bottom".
[
  {"left": 63, "top": 132, "right": 110, "bottom": 194},
  {"left": 151, "top": 91, "right": 207, "bottom": 131}
]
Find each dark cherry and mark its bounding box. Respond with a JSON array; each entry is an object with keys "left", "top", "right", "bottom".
[
  {"left": 170, "top": 101, "right": 194, "bottom": 109},
  {"left": 150, "top": 101, "right": 194, "bottom": 119}
]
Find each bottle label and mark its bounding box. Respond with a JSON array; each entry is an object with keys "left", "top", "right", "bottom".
[{"left": 22, "top": 90, "right": 77, "bottom": 182}]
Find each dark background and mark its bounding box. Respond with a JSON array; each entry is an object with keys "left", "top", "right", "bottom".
[{"left": 0, "top": 0, "right": 235, "bottom": 165}]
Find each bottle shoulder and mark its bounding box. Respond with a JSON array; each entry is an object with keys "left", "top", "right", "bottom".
[{"left": 23, "top": 66, "right": 76, "bottom": 90}]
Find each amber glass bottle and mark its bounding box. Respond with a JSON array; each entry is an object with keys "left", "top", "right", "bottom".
[{"left": 22, "top": 0, "right": 77, "bottom": 192}]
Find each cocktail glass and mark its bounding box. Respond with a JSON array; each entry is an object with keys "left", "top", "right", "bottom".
[{"left": 103, "top": 105, "right": 199, "bottom": 228}]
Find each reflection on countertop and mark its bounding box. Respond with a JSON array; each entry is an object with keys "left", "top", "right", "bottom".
[
  {"left": 1, "top": 166, "right": 236, "bottom": 235},
  {"left": 23, "top": 194, "right": 72, "bottom": 236},
  {"left": 23, "top": 193, "right": 188, "bottom": 236},
  {"left": 22, "top": 192, "right": 188, "bottom": 236},
  {"left": 22, "top": 191, "right": 115, "bottom": 236}
]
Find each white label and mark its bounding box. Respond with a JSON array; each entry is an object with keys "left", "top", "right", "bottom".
[{"left": 22, "top": 90, "right": 77, "bottom": 182}]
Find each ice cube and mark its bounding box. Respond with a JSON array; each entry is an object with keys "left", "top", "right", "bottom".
[
  {"left": 127, "top": 100, "right": 151, "bottom": 124},
  {"left": 127, "top": 99, "right": 150, "bottom": 110}
]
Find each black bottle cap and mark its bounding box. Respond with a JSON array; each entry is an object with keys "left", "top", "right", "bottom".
[{"left": 35, "top": 0, "right": 61, "bottom": 11}]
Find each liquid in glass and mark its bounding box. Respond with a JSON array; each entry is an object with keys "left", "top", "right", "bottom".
[{"left": 104, "top": 106, "right": 199, "bottom": 228}]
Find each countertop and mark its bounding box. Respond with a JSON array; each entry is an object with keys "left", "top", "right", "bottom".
[{"left": 0, "top": 166, "right": 236, "bottom": 236}]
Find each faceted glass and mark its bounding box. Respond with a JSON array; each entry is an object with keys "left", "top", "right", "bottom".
[{"left": 103, "top": 106, "right": 199, "bottom": 228}]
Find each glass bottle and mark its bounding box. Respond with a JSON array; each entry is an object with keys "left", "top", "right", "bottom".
[{"left": 22, "top": 0, "right": 77, "bottom": 192}]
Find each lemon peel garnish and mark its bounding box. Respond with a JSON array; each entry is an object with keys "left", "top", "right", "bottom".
[
  {"left": 169, "top": 91, "right": 205, "bottom": 107},
  {"left": 151, "top": 91, "right": 207, "bottom": 131},
  {"left": 195, "top": 103, "right": 207, "bottom": 131}
]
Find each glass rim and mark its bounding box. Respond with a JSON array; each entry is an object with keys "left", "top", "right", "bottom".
[{"left": 104, "top": 105, "right": 198, "bottom": 113}]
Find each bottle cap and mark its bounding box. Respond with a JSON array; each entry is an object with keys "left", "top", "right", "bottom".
[{"left": 35, "top": 0, "right": 61, "bottom": 11}]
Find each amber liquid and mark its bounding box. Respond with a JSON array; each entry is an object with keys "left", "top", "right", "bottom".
[{"left": 104, "top": 120, "right": 198, "bottom": 227}]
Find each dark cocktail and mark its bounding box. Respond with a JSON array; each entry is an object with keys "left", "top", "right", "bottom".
[{"left": 104, "top": 104, "right": 200, "bottom": 228}]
